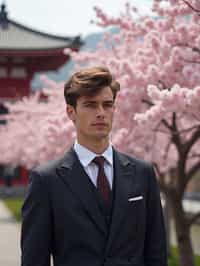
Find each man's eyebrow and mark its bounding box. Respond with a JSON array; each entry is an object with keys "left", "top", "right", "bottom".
[
  {"left": 82, "top": 100, "right": 97, "bottom": 104},
  {"left": 82, "top": 100, "right": 114, "bottom": 104}
]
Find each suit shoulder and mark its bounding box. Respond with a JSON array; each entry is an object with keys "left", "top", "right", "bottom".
[
  {"left": 115, "top": 150, "right": 152, "bottom": 170},
  {"left": 115, "top": 150, "right": 157, "bottom": 192},
  {"left": 30, "top": 150, "right": 71, "bottom": 179}
]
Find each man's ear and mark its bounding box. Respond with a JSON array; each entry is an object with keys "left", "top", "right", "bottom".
[{"left": 66, "top": 104, "right": 76, "bottom": 122}]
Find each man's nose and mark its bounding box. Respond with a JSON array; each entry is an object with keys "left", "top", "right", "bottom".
[{"left": 96, "top": 105, "right": 105, "bottom": 116}]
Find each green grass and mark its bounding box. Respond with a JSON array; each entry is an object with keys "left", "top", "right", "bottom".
[
  {"left": 3, "top": 198, "right": 24, "bottom": 222},
  {"left": 168, "top": 248, "right": 183, "bottom": 266},
  {"left": 168, "top": 247, "right": 200, "bottom": 266},
  {"left": 3, "top": 199, "right": 200, "bottom": 265}
]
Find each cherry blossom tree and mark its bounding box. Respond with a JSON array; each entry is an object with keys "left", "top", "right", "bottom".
[
  {"left": 0, "top": 79, "right": 75, "bottom": 168},
  {"left": 0, "top": 0, "right": 200, "bottom": 265}
]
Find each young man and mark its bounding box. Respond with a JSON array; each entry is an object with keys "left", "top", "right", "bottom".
[{"left": 21, "top": 66, "right": 167, "bottom": 266}]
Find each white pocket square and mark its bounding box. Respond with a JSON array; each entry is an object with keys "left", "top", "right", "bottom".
[{"left": 128, "top": 196, "right": 143, "bottom": 202}]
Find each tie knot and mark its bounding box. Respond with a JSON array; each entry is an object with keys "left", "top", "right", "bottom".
[{"left": 93, "top": 156, "right": 105, "bottom": 168}]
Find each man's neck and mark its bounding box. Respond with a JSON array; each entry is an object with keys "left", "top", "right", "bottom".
[{"left": 77, "top": 138, "right": 109, "bottom": 154}]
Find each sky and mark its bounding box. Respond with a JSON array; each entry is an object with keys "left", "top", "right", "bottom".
[{"left": 4, "top": 0, "right": 153, "bottom": 37}]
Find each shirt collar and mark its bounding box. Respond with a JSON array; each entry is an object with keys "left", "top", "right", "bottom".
[{"left": 74, "top": 140, "right": 113, "bottom": 167}]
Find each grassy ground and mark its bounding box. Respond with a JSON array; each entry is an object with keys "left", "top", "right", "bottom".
[
  {"left": 168, "top": 247, "right": 200, "bottom": 266},
  {"left": 3, "top": 198, "right": 23, "bottom": 222},
  {"left": 3, "top": 198, "right": 200, "bottom": 265}
]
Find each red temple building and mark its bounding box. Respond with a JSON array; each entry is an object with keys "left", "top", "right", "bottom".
[
  {"left": 0, "top": 3, "right": 82, "bottom": 187},
  {"left": 0, "top": 3, "right": 82, "bottom": 100}
]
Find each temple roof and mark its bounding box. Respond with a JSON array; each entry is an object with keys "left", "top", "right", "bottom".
[{"left": 0, "top": 3, "right": 82, "bottom": 52}]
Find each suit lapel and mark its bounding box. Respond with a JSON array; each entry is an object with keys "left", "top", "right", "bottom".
[
  {"left": 56, "top": 148, "right": 107, "bottom": 235},
  {"left": 106, "top": 149, "right": 135, "bottom": 253}
]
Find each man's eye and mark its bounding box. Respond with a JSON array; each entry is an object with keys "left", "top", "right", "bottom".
[
  {"left": 85, "top": 103, "right": 96, "bottom": 108},
  {"left": 104, "top": 103, "right": 113, "bottom": 108}
]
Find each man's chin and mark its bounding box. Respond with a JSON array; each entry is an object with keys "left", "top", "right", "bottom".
[{"left": 92, "top": 132, "right": 109, "bottom": 140}]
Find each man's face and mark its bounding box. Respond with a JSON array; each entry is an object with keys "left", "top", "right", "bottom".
[{"left": 67, "top": 86, "right": 115, "bottom": 143}]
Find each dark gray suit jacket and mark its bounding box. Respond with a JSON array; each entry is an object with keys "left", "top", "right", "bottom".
[{"left": 21, "top": 148, "right": 167, "bottom": 266}]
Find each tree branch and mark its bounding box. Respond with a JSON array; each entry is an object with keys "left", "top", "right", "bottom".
[
  {"left": 171, "top": 112, "right": 183, "bottom": 149},
  {"left": 188, "top": 211, "right": 200, "bottom": 226},
  {"left": 178, "top": 125, "right": 200, "bottom": 134},
  {"left": 141, "top": 99, "right": 154, "bottom": 106},
  {"left": 185, "top": 126, "right": 200, "bottom": 155},
  {"left": 152, "top": 162, "right": 168, "bottom": 193},
  {"left": 158, "top": 80, "right": 167, "bottom": 90},
  {"left": 173, "top": 43, "right": 200, "bottom": 54},
  {"left": 161, "top": 118, "right": 172, "bottom": 131},
  {"left": 187, "top": 161, "right": 200, "bottom": 182},
  {"left": 182, "top": 0, "right": 200, "bottom": 13},
  {"left": 188, "top": 153, "right": 200, "bottom": 159}
]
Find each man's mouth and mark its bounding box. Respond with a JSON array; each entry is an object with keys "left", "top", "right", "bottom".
[{"left": 92, "top": 123, "right": 107, "bottom": 127}]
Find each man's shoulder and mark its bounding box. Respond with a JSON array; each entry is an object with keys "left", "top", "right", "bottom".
[
  {"left": 114, "top": 150, "right": 156, "bottom": 189},
  {"left": 30, "top": 148, "right": 74, "bottom": 178},
  {"left": 114, "top": 149, "right": 152, "bottom": 170}
]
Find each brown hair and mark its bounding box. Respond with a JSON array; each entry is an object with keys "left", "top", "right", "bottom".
[{"left": 64, "top": 66, "right": 120, "bottom": 107}]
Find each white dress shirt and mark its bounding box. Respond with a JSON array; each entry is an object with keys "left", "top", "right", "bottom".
[{"left": 73, "top": 141, "right": 113, "bottom": 189}]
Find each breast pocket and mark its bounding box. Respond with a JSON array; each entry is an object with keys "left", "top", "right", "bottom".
[
  {"left": 128, "top": 195, "right": 145, "bottom": 215},
  {"left": 127, "top": 193, "right": 146, "bottom": 234}
]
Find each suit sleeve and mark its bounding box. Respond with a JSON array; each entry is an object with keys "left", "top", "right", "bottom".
[
  {"left": 144, "top": 165, "right": 167, "bottom": 266},
  {"left": 21, "top": 170, "right": 52, "bottom": 266}
]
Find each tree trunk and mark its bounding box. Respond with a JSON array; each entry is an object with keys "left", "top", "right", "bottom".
[{"left": 168, "top": 194, "right": 195, "bottom": 266}]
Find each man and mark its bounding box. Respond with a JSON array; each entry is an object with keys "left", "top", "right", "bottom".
[{"left": 21, "top": 66, "right": 167, "bottom": 266}]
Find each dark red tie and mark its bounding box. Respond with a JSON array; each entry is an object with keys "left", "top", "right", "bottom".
[{"left": 93, "top": 156, "right": 111, "bottom": 205}]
